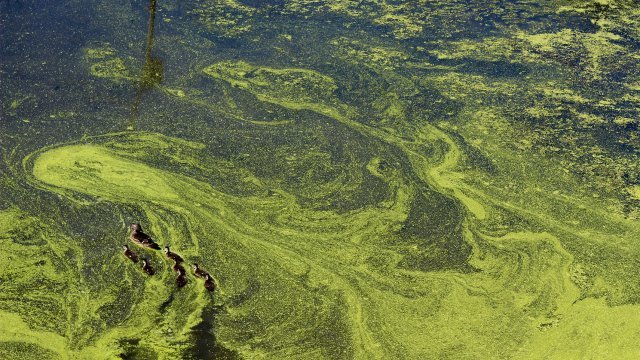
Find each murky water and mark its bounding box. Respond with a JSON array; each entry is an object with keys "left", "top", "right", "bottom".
[{"left": 2, "top": 0, "right": 640, "bottom": 359}]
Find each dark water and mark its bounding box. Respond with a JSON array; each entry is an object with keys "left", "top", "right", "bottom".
[{"left": 2, "top": 0, "right": 640, "bottom": 359}]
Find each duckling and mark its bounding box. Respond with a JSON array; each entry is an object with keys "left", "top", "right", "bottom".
[
  {"left": 192, "top": 263, "right": 208, "bottom": 278},
  {"left": 129, "top": 223, "right": 160, "bottom": 250},
  {"left": 122, "top": 245, "right": 139, "bottom": 263},
  {"left": 176, "top": 274, "right": 188, "bottom": 288},
  {"left": 203, "top": 274, "right": 216, "bottom": 292},
  {"left": 172, "top": 262, "right": 186, "bottom": 276},
  {"left": 141, "top": 259, "right": 155, "bottom": 276},
  {"left": 163, "top": 246, "right": 184, "bottom": 263}
]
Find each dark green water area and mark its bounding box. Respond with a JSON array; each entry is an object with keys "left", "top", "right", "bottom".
[{"left": 2, "top": 0, "right": 640, "bottom": 358}]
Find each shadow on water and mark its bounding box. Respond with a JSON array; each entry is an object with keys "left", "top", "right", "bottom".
[
  {"left": 117, "top": 297, "right": 239, "bottom": 359},
  {"left": 118, "top": 338, "right": 158, "bottom": 360},
  {"left": 186, "top": 304, "right": 241, "bottom": 360}
]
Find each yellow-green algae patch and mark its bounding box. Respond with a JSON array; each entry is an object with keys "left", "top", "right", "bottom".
[
  {"left": 20, "top": 110, "right": 640, "bottom": 359},
  {"left": 13, "top": 2, "right": 640, "bottom": 356},
  {"left": 203, "top": 61, "right": 342, "bottom": 118},
  {"left": 83, "top": 45, "right": 133, "bottom": 82},
  {"left": 27, "top": 138, "right": 418, "bottom": 358},
  {"left": 84, "top": 46, "right": 116, "bottom": 59},
  {"left": 202, "top": 60, "right": 486, "bottom": 222},
  {"left": 0, "top": 207, "right": 127, "bottom": 359},
  {"left": 28, "top": 134, "right": 410, "bottom": 358},
  {"left": 6, "top": 0, "right": 640, "bottom": 356},
  {"left": 188, "top": 0, "right": 253, "bottom": 38},
  {"left": 33, "top": 145, "right": 180, "bottom": 202},
  {"left": 90, "top": 58, "right": 131, "bottom": 80},
  {"left": 198, "top": 52, "right": 640, "bottom": 357}
]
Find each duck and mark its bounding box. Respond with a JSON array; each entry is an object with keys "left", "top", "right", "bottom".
[
  {"left": 191, "top": 263, "right": 208, "bottom": 278},
  {"left": 129, "top": 223, "right": 152, "bottom": 243},
  {"left": 122, "top": 245, "right": 139, "bottom": 263},
  {"left": 141, "top": 259, "right": 155, "bottom": 276},
  {"left": 163, "top": 246, "right": 184, "bottom": 263},
  {"left": 129, "top": 223, "right": 160, "bottom": 250},
  {"left": 172, "top": 262, "right": 186, "bottom": 276},
  {"left": 176, "top": 274, "right": 187, "bottom": 288},
  {"left": 203, "top": 274, "right": 216, "bottom": 292}
]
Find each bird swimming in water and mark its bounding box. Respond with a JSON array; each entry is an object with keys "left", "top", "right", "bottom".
[
  {"left": 176, "top": 274, "right": 187, "bottom": 288},
  {"left": 164, "top": 246, "right": 184, "bottom": 263},
  {"left": 129, "top": 223, "right": 151, "bottom": 243},
  {"left": 122, "top": 245, "right": 139, "bottom": 263},
  {"left": 192, "top": 263, "right": 208, "bottom": 278},
  {"left": 203, "top": 274, "right": 216, "bottom": 292},
  {"left": 172, "top": 262, "right": 186, "bottom": 276},
  {"left": 141, "top": 259, "right": 155, "bottom": 276},
  {"left": 129, "top": 223, "right": 160, "bottom": 250},
  {"left": 171, "top": 262, "right": 187, "bottom": 287}
]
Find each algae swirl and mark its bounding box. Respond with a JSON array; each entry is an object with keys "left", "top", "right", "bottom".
[{"left": 3, "top": 0, "right": 640, "bottom": 359}]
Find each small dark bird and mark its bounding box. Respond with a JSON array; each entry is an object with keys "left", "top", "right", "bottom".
[
  {"left": 129, "top": 223, "right": 160, "bottom": 250},
  {"left": 192, "top": 263, "right": 208, "bottom": 278},
  {"left": 176, "top": 274, "right": 187, "bottom": 288},
  {"left": 141, "top": 259, "right": 155, "bottom": 276},
  {"left": 203, "top": 274, "right": 216, "bottom": 292},
  {"left": 129, "top": 223, "right": 152, "bottom": 243},
  {"left": 172, "top": 262, "right": 186, "bottom": 276},
  {"left": 164, "top": 246, "right": 184, "bottom": 263},
  {"left": 122, "top": 245, "right": 139, "bottom": 263}
]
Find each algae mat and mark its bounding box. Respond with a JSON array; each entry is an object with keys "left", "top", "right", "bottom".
[{"left": 3, "top": 0, "right": 640, "bottom": 359}]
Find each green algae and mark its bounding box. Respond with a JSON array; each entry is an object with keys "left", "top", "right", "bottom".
[
  {"left": 0, "top": 208, "right": 115, "bottom": 359},
  {"left": 24, "top": 134, "right": 402, "bottom": 358},
  {"left": 14, "top": 110, "right": 633, "bottom": 359},
  {"left": 15, "top": 127, "right": 470, "bottom": 358},
  {"left": 85, "top": 46, "right": 117, "bottom": 60},
  {"left": 7, "top": 49, "right": 640, "bottom": 358},
  {"left": 188, "top": 0, "right": 254, "bottom": 38},
  {"left": 83, "top": 45, "right": 134, "bottom": 82},
  {"left": 196, "top": 53, "right": 640, "bottom": 356},
  {"left": 203, "top": 61, "right": 342, "bottom": 117},
  {"left": 4, "top": 0, "right": 640, "bottom": 358},
  {"left": 89, "top": 58, "right": 131, "bottom": 81}
]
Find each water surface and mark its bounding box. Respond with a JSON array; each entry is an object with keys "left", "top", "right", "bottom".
[{"left": 2, "top": 0, "right": 640, "bottom": 359}]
